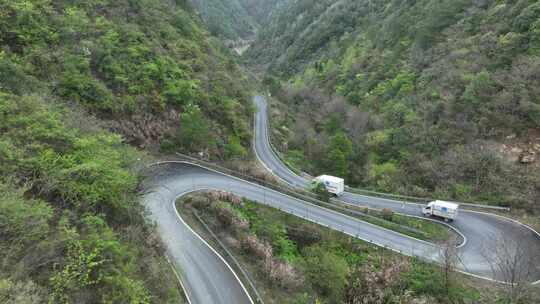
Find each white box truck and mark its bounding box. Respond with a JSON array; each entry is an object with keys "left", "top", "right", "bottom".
[
  {"left": 422, "top": 200, "right": 459, "bottom": 222},
  {"left": 314, "top": 175, "right": 345, "bottom": 196}
]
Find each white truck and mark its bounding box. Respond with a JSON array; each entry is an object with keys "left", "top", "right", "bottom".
[
  {"left": 313, "top": 175, "right": 345, "bottom": 196},
  {"left": 422, "top": 200, "right": 459, "bottom": 222}
]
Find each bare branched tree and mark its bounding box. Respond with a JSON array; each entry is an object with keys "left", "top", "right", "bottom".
[
  {"left": 481, "top": 234, "right": 538, "bottom": 303},
  {"left": 344, "top": 107, "right": 369, "bottom": 144},
  {"left": 439, "top": 238, "right": 462, "bottom": 297}
]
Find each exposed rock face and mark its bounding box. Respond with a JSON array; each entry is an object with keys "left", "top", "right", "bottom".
[
  {"left": 105, "top": 109, "right": 181, "bottom": 148},
  {"left": 500, "top": 129, "right": 540, "bottom": 165},
  {"left": 511, "top": 147, "right": 524, "bottom": 154},
  {"left": 520, "top": 152, "right": 536, "bottom": 164}
]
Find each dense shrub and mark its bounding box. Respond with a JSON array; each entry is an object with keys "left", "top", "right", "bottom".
[
  {"left": 0, "top": 0, "right": 253, "bottom": 157},
  {"left": 0, "top": 92, "right": 181, "bottom": 302}
]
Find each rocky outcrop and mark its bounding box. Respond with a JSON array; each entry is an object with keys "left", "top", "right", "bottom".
[
  {"left": 500, "top": 130, "right": 540, "bottom": 165},
  {"left": 105, "top": 109, "right": 181, "bottom": 149},
  {"left": 520, "top": 151, "right": 536, "bottom": 164}
]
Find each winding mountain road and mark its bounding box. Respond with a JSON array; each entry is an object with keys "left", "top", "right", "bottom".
[
  {"left": 254, "top": 95, "right": 540, "bottom": 281},
  {"left": 142, "top": 95, "right": 540, "bottom": 304}
]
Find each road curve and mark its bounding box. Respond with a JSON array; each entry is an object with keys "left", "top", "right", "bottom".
[
  {"left": 254, "top": 95, "right": 540, "bottom": 283},
  {"left": 142, "top": 167, "right": 254, "bottom": 304},
  {"left": 143, "top": 162, "right": 445, "bottom": 302}
]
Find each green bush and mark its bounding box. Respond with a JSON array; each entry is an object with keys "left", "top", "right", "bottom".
[
  {"left": 302, "top": 245, "right": 348, "bottom": 301},
  {"left": 178, "top": 104, "right": 215, "bottom": 152},
  {"left": 0, "top": 184, "right": 53, "bottom": 264},
  {"left": 0, "top": 91, "right": 180, "bottom": 302},
  {"left": 311, "top": 181, "right": 331, "bottom": 202},
  {"left": 381, "top": 208, "right": 394, "bottom": 222},
  {"left": 225, "top": 135, "right": 248, "bottom": 159},
  {"left": 36, "top": 134, "right": 138, "bottom": 219},
  {"left": 50, "top": 215, "right": 150, "bottom": 304}
]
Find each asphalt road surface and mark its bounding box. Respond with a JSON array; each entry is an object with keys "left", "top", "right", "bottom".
[
  {"left": 141, "top": 95, "right": 540, "bottom": 304},
  {"left": 144, "top": 162, "right": 442, "bottom": 304}
]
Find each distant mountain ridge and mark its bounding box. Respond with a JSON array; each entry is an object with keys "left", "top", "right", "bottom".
[{"left": 188, "top": 0, "right": 287, "bottom": 40}]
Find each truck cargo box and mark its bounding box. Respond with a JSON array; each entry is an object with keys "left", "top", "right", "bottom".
[
  {"left": 314, "top": 175, "right": 345, "bottom": 196},
  {"left": 422, "top": 200, "right": 459, "bottom": 221}
]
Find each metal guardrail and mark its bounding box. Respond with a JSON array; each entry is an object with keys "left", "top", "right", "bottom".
[
  {"left": 345, "top": 186, "right": 511, "bottom": 212},
  {"left": 173, "top": 153, "right": 329, "bottom": 207},
  {"left": 170, "top": 153, "right": 445, "bottom": 241}
]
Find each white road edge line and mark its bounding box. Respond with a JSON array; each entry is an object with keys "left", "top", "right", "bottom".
[
  {"left": 145, "top": 190, "right": 195, "bottom": 304},
  {"left": 252, "top": 102, "right": 296, "bottom": 186},
  {"left": 462, "top": 209, "right": 540, "bottom": 286},
  {"left": 170, "top": 188, "right": 256, "bottom": 304},
  {"left": 166, "top": 256, "right": 193, "bottom": 304}
]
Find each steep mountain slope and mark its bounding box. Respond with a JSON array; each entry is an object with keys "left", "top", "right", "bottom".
[
  {"left": 188, "top": 0, "right": 287, "bottom": 40},
  {"left": 237, "top": 0, "right": 289, "bottom": 28},
  {"left": 189, "top": 0, "right": 257, "bottom": 39},
  {"left": 1, "top": 0, "right": 253, "bottom": 157},
  {"left": 0, "top": 0, "right": 255, "bottom": 301},
  {"left": 248, "top": 0, "right": 540, "bottom": 212}
]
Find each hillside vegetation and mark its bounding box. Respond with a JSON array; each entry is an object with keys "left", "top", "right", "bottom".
[
  {"left": 1, "top": 0, "right": 253, "bottom": 157},
  {"left": 0, "top": 0, "right": 255, "bottom": 302},
  {"left": 188, "top": 0, "right": 287, "bottom": 40},
  {"left": 0, "top": 92, "right": 185, "bottom": 303},
  {"left": 188, "top": 0, "right": 257, "bottom": 40},
  {"left": 248, "top": 0, "right": 540, "bottom": 212}
]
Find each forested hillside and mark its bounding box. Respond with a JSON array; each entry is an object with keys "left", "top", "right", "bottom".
[
  {"left": 188, "top": 0, "right": 287, "bottom": 40},
  {"left": 248, "top": 0, "right": 540, "bottom": 212},
  {"left": 189, "top": 0, "right": 256, "bottom": 39},
  {"left": 1, "top": 0, "right": 253, "bottom": 157},
  {"left": 0, "top": 0, "right": 253, "bottom": 301}
]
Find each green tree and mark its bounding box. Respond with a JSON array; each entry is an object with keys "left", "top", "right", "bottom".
[
  {"left": 311, "top": 181, "right": 331, "bottom": 202},
  {"left": 302, "top": 245, "right": 348, "bottom": 301},
  {"left": 530, "top": 19, "right": 540, "bottom": 56},
  {"left": 326, "top": 149, "right": 347, "bottom": 178},
  {"left": 50, "top": 216, "right": 150, "bottom": 304},
  {"left": 325, "top": 132, "right": 352, "bottom": 177},
  {"left": 329, "top": 132, "right": 352, "bottom": 157},
  {"left": 36, "top": 134, "right": 138, "bottom": 220},
  {"left": 224, "top": 135, "right": 247, "bottom": 159},
  {"left": 0, "top": 279, "right": 44, "bottom": 304},
  {"left": 368, "top": 162, "right": 399, "bottom": 192},
  {"left": 178, "top": 104, "right": 214, "bottom": 152},
  {"left": 462, "top": 71, "right": 496, "bottom": 105},
  {"left": 0, "top": 184, "right": 53, "bottom": 265},
  {"left": 58, "top": 55, "right": 113, "bottom": 110}
]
